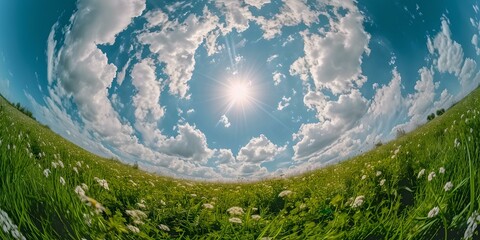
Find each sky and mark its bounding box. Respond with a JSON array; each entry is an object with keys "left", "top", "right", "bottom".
[{"left": 0, "top": 0, "right": 479, "bottom": 181}]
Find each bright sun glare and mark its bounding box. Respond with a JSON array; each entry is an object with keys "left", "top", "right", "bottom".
[{"left": 227, "top": 80, "right": 252, "bottom": 105}]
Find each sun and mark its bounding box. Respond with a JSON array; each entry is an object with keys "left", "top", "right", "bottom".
[{"left": 227, "top": 80, "right": 252, "bottom": 105}]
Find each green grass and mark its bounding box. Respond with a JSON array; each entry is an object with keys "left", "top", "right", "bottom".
[{"left": 1, "top": 87, "right": 480, "bottom": 239}]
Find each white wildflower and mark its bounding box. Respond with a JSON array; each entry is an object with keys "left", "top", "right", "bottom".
[
  {"left": 227, "top": 207, "right": 245, "bottom": 216},
  {"left": 84, "top": 197, "right": 105, "bottom": 213},
  {"left": 59, "top": 177, "right": 66, "bottom": 186},
  {"left": 160, "top": 200, "right": 166, "bottom": 206},
  {"left": 361, "top": 175, "right": 367, "bottom": 180},
  {"left": 427, "top": 206, "right": 440, "bottom": 218},
  {"left": 351, "top": 196, "right": 365, "bottom": 208},
  {"left": 127, "top": 225, "right": 140, "bottom": 233},
  {"left": 73, "top": 167, "right": 78, "bottom": 174},
  {"left": 251, "top": 215, "right": 261, "bottom": 221},
  {"left": 43, "top": 169, "right": 51, "bottom": 178},
  {"left": 464, "top": 211, "right": 479, "bottom": 239},
  {"left": 95, "top": 178, "right": 109, "bottom": 190},
  {"left": 379, "top": 179, "right": 386, "bottom": 186},
  {"left": 417, "top": 169, "right": 425, "bottom": 178},
  {"left": 444, "top": 182, "right": 454, "bottom": 192},
  {"left": 428, "top": 172, "right": 436, "bottom": 181},
  {"left": 229, "top": 217, "right": 242, "bottom": 224},
  {"left": 136, "top": 203, "right": 146, "bottom": 209},
  {"left": 51, "top": 162, "right": 58, "bottom": 168},
  {"left": 158, "top": 224, "right": 170, "bottom": 232},
  {"left": 454, "top": 138, "right": 460, "bottom": 148},
  {"left": 278, "top": 190, "right": 292, "bottom": 198},
  {"left": 376, "top": 171, "right": 382, "bottom": 176},
  {"left": 58, "top": 160, "right": 64, "bottom": 168},
  {"left": 190, "top": 194, "right": 197, "bottom": 197},
  {"left": 0, "top": 209, "right": 27, "bottom": 240},
  {"left": 439, "top": 167, "right": 445, "bottom": 174},
  {"left": 76, "top": 161, "right": 82, "bottom": 167},
  {"left": 75, "top": 186, "right": 86, "bottom": 197},
  {"left": 203, "top": 203, "right": 214, "bottom": 209},
  {"left": 126, "top": 209, "right": 147, "bottom": 224},
  {"left": 81, "top": 183, "right": 88, "bottom": 191}
]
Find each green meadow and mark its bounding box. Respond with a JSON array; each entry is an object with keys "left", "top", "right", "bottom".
[{"left": 1, "top": 87, "right": 480, "bottom": 239}]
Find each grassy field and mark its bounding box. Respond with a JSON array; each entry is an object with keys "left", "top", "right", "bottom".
[{"left": 1, "top": 87, "right": 480, "bottom": 240}]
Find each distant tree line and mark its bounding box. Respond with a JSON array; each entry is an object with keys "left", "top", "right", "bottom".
[{"left": 0, "top": 93, "right": 36, "bottom": 121}]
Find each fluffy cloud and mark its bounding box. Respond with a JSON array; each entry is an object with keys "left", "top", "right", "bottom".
[
  {"left": 290, "top": 6, "right": 370, "bottom": 94},
  {"left": 407, "top": 67, "right": 436, "bottom": 125},
  {"left": 219, "top": 114, "right": 231, "bottom": 128},
  {"left": 237, "top": 134, "right": 284, "bottom": 163},
  {"left": 429, "top": 17, "right": 464, "bottom": 76},
  {"left": 277, "top": 96, "right": 291, "bottom": 111},
  {"left": 293, "top": 89, "right": 367, "bottom": 161},
  {"left": 215, "top": 0, "right": 253, "bottom": 35},
  {"left": 131, "top": 58, "right": 164, "bottom": 122},
  {"left": 244, "top": 0, "right": 271, "bottom": 9},
  {"left": 273, "top": 71, "right": 285, "bottom": 85},
  {"left": 159, "top": 124, "right": 213, "bottom": 163},
  {"left": 138, "top": 7, "right": 219, "bottom": 98},
  {"left": 256, "top": 0, "right": 319, "bottom": 40}
]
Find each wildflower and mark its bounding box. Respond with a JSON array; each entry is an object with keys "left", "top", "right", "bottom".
[
  {"left": 43, "top": 169, "right": 51, "bottom": 178},
  {"left": 202, "top": 203, "right": 214, "bottom": 209},
  {"left": 227, "top": 207, "right": 245, "bottom": 216},
  {"left": 190, "top": 194, "right": 197, "bottom": 197},
  {"left": 136, "top": 203, "right": 146, "bottom": 209},
  {"left": 51, "top": 162, "right": 58, "bottom": 168},
  {"left": 76, "top": 161, "right": 82, "bottom": 167},
  {"left": 444, "top": 182, "right": 454, "bottom": 192},
  {"left": 278, "top": 190, "right": 292, "bottom": 198},
  {"left": 81, "top": 183, "right": 88, "bottom": 191},
  {"left": 160, "top": 200, "right": 166, "bottom": 206},
  {"left": 428, "top": 172, "right": 436, "bottom": 181},
  {"left": 126, "top": 209, "right": 147, "bottom": 225},
  {"left": 0, "top": 209, "right": 27, "bottom": 240},
  {"left": 470, "top": 128, "right": 473, "bottom": 134},
  {"left": 417, "top": 169, "right": 425, "bottom": 178},
  {"left": 361, "top": 175, "right": 367, "bottom": 180},
  {"left": 75, "top": 186, "right": 86, "bottom": 197},
  {"left": 95, "top": 178, "right": 109, "bottom": 190},
  {"left": 251, "top": 215, "right": 261, "bottom": 221},
  {"left": 376, "top": 171, "right": 382, "bottom": 176},
  {"left": 439, "top": 167, "right": 445, "bottom": 174},
  {"left": 127, "top": 225, "right": 140, "bottom": 233},
  {"left": 158, "top": 224, "right": 170, "bottom": 232},
  {"left": 229, "top": 217, "right": 243, "bottom": 224},
  {"left": 85, "top": 197, "right": 105, "bottom": 213},
  {"left": 58, "top": 160, "right": 64, "bottom": 168},
  {"left": 59, "top": 177, "right": 66, "bottom": 186},
  {"left": 379, "top": 179, "right": 386, "bottom": 186},
  {"left": 351, "top": 196, "right": 365, "bottom": 208},
  {"left": 427, "top": 206, "right": 440, "bottom": 218},
  {"left": 454, "top": 138, "right": 460, "bottom": 148},
  {"left": 464, "top": 211, "right": 480, "bottom": 239},
  {"left": 73, "top": 167, "right": 79, "bottom": 174}
]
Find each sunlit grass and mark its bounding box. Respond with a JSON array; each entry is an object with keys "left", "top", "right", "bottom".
[{"left": 1, "top": 87, "right": 480, "bottom": 239}]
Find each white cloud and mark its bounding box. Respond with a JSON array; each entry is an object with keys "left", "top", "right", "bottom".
[
  {"left": 472, "top": 34, "right": 480, "bottom": 55},
  {"left": 293, "top": 89, "right": 367, "bottom": 161},
  {"left": 144, "top": 9, "right": 169, "bottom": 28},
  {"left": 429, "top": 17, "right": 464, "bottom": 76},
  {"left": 46, "top": 22, "right": 58, "bottom": 85},
  {"left": 131, "top": 58, "right": 164, "bottom": 122},
  {"left": 237, "top": 134, "right": 284, "bottom": 163},
  {"left": 138, "top": 7, "right": 219, "bottom": 98},
  {"left": 272, "top": 71, "right": 285, "bottom": 85},
  {"left": 219, "top": 114, "right": 231, "bottom": 128},
  {"left": 116, "top": 58, "right": 131, "bottom": 86},
  {"left": 267, "top": 54, "right": 278, "bottom": 63},
  {"left": 159, "top": 123, "right": 213, "bottom": 163},
  {"left": 277, "top": 96, "right": 291, "bottom": 111},
  {"left": 256, "top": 0, "right": 319, "bottom": 40},
  {"left": 290, "top": 6, "right": 370, "bottom": 94},
  {"left": 405, "top": 67, "right": 436, "bottom": 128},
  {"left": 459, "top": 58, "right": 477, "bottom": 87},
  {"left": 215, "top": 0, "right": 253, "bottom": 35},
  {"left": 244, "top": 0, "right": 270, "bottom": 9}
]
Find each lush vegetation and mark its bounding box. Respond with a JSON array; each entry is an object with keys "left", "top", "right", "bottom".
[{"left": 1, "top": 87, "right": 480, "bottom": 239}]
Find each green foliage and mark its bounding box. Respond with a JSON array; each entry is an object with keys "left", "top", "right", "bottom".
[
  {"left": 436, "top": 108, "right": 446, "bottom": 116},
  {"left": 1, "top": 89, "right": 480, "bottom": 239},
  {"left": 427, "top": 113, "right": 436, "bottom": 121}
]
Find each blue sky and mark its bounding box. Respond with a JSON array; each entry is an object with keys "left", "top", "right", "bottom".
[{"left": 1, "top": 0, "right": 479, "bottom": 180}]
